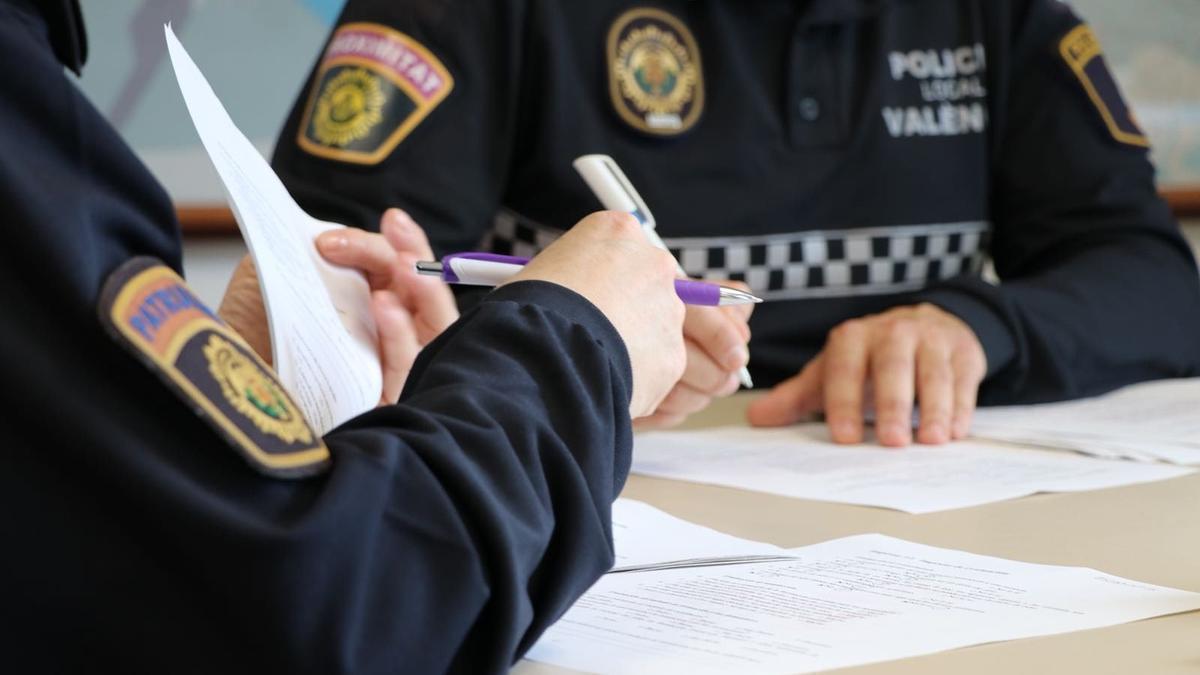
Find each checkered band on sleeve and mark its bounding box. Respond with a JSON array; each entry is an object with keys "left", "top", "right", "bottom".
[
  {"left": 480, "top": 212, "right": 990, "bottom": 300},
  {"left": 663, "top": 221, "right": 990, "bottom": 300},
  {"left": 477, "top": 210, "right": 565, "bottom": 258}
]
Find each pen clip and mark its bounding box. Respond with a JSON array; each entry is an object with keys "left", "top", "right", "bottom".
[{"left": 573, "top": 154, "right": 657, "bottom": 231}]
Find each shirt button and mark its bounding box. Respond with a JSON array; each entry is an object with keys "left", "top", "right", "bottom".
[{"left": 798, "top": 96, "right": 821, "bottom": 122}]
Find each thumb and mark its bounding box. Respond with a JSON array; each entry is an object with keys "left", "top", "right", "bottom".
[{"left": 745, "top": 357, "right": 823, "bottom": 427}]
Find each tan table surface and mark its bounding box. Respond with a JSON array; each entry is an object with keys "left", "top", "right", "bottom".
[{"left": 515, "top": 393, "right": 1200, "bottom": 675}]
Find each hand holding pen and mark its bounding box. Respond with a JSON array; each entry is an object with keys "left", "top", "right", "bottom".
[{"left": 573, "top": 155, "right": 757, "bottom": 391}]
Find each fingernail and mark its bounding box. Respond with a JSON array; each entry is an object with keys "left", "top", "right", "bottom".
[
  {"left": 387, "top": 209, "right": 414, "bottom": 230},
  {"left": 724, "top": 344, "right": 750, "bottom": 370},
  {"left": 320, "top": 234, "right": 348, "bottom": 253},
  {"left": 832, "top": 421, "right": 859, "bottom": 443},
  {"left": 954, "top": 416, "right": 972, "bottom": 439},
  {"left": 923, "top": 423, "right": 949, "bottom": 444},
  {"left": 878, "top": 423, "right": 909, "bottom": 445}
]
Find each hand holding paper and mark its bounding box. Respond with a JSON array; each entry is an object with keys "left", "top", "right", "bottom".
[{"left": 166, "top": 26, "right": 381, "bottom": 433}]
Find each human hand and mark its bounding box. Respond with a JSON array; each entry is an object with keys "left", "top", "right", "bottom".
[
  {"left": 511, "top": 211, "right": 687, "bottom": 418},
  {"left": 746, "top": 303, "right": 986, "bottom": 446},
  {"left": 315, "top": 208, "right": 460, "bottom": 404},
  {"left": 633, "top": 286, "right": 753, "bottom": 430},
  {"left": 218, "top": 254, "right": 273, "bottom": 363}
]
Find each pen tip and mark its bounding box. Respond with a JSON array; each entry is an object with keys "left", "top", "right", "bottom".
[{"left": 717, "top": 288, "right": 765, "bottom": 305}]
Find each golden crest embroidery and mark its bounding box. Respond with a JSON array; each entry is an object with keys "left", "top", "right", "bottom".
[
  {"left": 204, "top": 334, "right": 314, "bottom": 446},
  {"left": 608, "top": 8, "right": 705, "bottom": 136},
  {"left": 311, "top": 67, "right": 388, "bottom": 148},
  {"left": 298, "top": 23, "right": 455, "bottom": 164},
  {"left": 100, "top": 258, "right": 329, "bottom": 479}
]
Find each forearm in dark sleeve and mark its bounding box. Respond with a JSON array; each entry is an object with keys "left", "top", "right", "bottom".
[
  {"left": 918, "top": 219, "right": 1200, "bottom": 404},
  {"left": 134, "top": 281, "right": 633, "bottom": 674},
  {"left": 916, "top": 0, "right": 1200, "bottom": 405},
  {"left": 302, "top": 281, "right": 633, "bottom": 673}
]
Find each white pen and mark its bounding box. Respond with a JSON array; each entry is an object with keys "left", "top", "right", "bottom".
[
  {"left": 574, "top": 154, "right": 756, "bottom": 389},
  {"left": 415, "top": 253, "right": 762, "bottom": 306}
]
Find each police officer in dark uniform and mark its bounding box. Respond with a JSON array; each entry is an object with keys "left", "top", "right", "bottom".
[
  {"left": 273, "top": 0, "right": 1200, "bottom": 448},
  {"left": 0, "top": 0, "right": 688, "bottom": 671}
]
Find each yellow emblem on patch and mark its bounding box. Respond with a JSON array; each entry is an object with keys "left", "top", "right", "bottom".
[
  {"left": 204, "top": 334, "right": 314, "bottom": 446},
  {"left": 99, "top": 258, "right": 330, "bottom": 479},
  {"left": 312, "top": 67, "right": 387, "bottom": 148},
  {"left": 298, "top": 23, "right": 455, "bottom": 164},
  {"left": 607, "top": 7, "right": 705, "bottom": 136},
  {"left": 1059, "top": 24, "right": 1149, "bottom": 148}
]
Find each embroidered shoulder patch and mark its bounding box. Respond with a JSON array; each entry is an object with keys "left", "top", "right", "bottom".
[
  {"left": 297, "top": 22, "right": 454, "bottom": 164},
  {"left": 99, "top": 258, "right": 330, "bottom": 479},
  {"left": 1059, "top": 24, "right": 1149, "bottom": 148},
  {"left": 607, "top": 7, "right": 705, "bottom": 136}
]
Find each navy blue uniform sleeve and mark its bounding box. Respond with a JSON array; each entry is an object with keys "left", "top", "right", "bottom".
[
  {"left": 271, "top": 0, "right": 523, "bottom": 255},
  {"left": 263, "top": 281, "right": 635, "bottom": 673},
  {"left": 0, "top": 4, "right": 633, "bottom": 672},
  {"left": 916, "top": 0, "right": 1200, "bottom": 404}
]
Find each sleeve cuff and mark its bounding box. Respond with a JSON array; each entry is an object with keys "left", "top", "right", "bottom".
[
  {"left": 917, "top": 287, "right": 1017, "bottom": 379},
  {"left": 482, "top": 280, "right": 635, "bottom": 394}
]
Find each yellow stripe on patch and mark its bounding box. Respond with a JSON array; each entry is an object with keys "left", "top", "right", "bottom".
[
  {"left": 100, "top": 258, "right": 330, "bottom": 479},
  {"left": 1059, "top": 25, "right": 1149, "bottom": 148}
]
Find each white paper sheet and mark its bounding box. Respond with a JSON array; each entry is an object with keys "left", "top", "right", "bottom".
[
  {"left": 631, "top": 426, "right": 1193, "bottom": 513},
  {"left": 971, "top": 378, "right": 1200, "bottom": 465},
  {"left": 611, "top": 499, "right": 792, "bottom": 573},
  {"left": 528, "top": 533, "right": 1200, "bottom": 675},
  {"left": 165, "top": 27, "right": 381, "bottom": 433}
]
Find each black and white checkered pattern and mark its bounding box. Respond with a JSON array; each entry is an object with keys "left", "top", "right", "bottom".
[
  {"left": 480, "top": 211, "right": 989, "bottom": 300},
  {"left": 478, "top": 210, "right": 564, "bottom": 258},
  {"left": 665, "top": 222, "right": 990, "bottom": 300}
]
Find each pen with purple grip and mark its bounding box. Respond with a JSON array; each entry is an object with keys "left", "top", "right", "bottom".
[{"left": 415, "top": 253, "right": 763, "bottom": 307}]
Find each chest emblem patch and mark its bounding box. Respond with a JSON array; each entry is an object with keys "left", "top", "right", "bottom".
[
  {"left": 100, "top": 258, "right": 329, "bottom": 479},
  {"left": 607, "top": 7, "right": 705, "bottom": 136},
  {"left": 298, "top": 22, "right": 454, "bottom": 164},
  {"left": 1059, "top": 24, "right": 1149, "bottom": 148}
]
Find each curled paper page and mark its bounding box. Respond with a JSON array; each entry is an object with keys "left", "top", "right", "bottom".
[{"left": 165, "top": 25, "right": 381, "bottom": 434}]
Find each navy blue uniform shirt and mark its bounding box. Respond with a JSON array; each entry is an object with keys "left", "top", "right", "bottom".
[
  {"left": 274, "top": 0, "right": 1200, "bottom": 403},
  {"left": 0, "top": 1, "right": 635, "bottom": 672}
]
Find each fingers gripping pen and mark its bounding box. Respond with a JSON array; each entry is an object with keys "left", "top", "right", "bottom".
[{"left": 573, "top": 154, "right": 756, "bottom": 389}]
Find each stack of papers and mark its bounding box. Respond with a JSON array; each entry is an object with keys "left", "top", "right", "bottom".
[
  {"left": 166, "top": 26, "right": 381, "bottom": 433},
  {"left": 530, "top": 501, "right": 1200, "bottom": 675},
  {"left": 631, "top": 425, "right": 1193, "bottom": 513},
  {"left": 970, "top": 378, "right": 1200, "bottom": 465}
]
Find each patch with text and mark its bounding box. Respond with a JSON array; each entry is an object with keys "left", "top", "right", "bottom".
[
  {"left": 882, "top": 42, "right": 989, "bottom": 139},
  {"left": 298, "top": 22, "right": 454, "bottom": 164},
  {"left": 99, "top": 258, "right": 330, "bottom": 478}
]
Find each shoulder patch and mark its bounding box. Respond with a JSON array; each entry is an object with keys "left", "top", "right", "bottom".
[
  {"left": 1059, "top": 24, "right": 1149, "bottom": 148},
  {"left": 607, "top": 7, "right": 705, "bottom": 136},
  {"left": 99, "top": 258, "right": 330, "bottom": 479},
  {"left": 297, "top": 22, "right": 454, "bottom": 164}
]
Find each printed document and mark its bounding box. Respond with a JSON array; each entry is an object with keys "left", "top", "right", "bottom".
[
  {"left": 971, "top": 378, "right": 1200, "bottom": 465},
  {"left": 632, "top": 426, "right": 1193, "bottom": 513},
  {"left": 529, "top": 533, "right": 1200, "bottom": 675},
  {"left": 611, "top": 499, "right": 792, "bottom": 573},
  {"left": 165, "top": 27, "right": 381, "bottom": 434}
]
